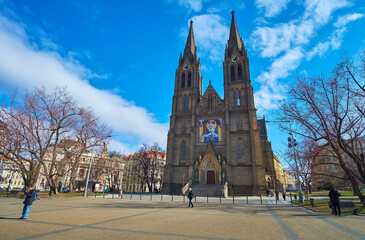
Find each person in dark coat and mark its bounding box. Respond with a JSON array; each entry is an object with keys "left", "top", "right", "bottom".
[
  {"left": 266, "top": 188, "right": 270, "bottom": 197},
  {"left": 329, "top": 188, "right": 341, "bottom": 216},
  {"left": 187, "top": 188, "right": 195, "bottom": 208},
  {"left": 19, "top": 184, "right": 36, "bottom": 220},
  {"left": 282, "top": 189, "right": 287, "bottom": 201},
  {"left": 275, "top": 189, "right": 279, "bottom": 201}
]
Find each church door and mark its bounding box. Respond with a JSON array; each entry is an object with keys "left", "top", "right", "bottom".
[{"left": 207, "top": 171, "right": 215, "bottom": 184}]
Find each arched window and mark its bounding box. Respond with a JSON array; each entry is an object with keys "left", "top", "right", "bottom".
[
  {"left": 238, "top": 65, "right": 242, "bottom": 81},
  {"left": 231, "top": 66, "right": 235, "bottom": 82},
  {"left": 183, "top": 95, "right": 187, "bottom": 112},
  {"left": 188, "top": 72, "right": 191, "bottom": 87},
  {"left": 235, "top": 89, "right": 240, "bottom": 106},
  {"left": 237, "top": 139, "right": 244, "bottom": 163},
  {"left": 181, "top": 73, "right": 185, "bottom": 88},
  {"left": 180, "top": 141, "right": 186, "bottom": 164}
]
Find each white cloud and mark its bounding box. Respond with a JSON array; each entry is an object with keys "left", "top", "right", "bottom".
[
  {"left": 334, "top": 13, "right": 364, "bottom": 28},
  {"left": 255, "top": 0, "right": 291, "bottom": 18},
  {"left": 188, "top": 14, "right": 229, "bottom": 62},
  {"left": 303, "top": 0, "right": 351, "bottom": 25},
  {"left": 0, "top": 14, "right": 168, "bottom": 153},
  {"left": 177, "top": 0, "right": 204, "bottom": 12}
]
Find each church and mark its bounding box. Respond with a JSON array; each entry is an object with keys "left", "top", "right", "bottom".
[{"left": 162, "top": 11, "right": 276, "bottom": 196}]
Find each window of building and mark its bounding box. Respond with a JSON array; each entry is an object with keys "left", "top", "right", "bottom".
[
  {"left": 183, "top": 96, "right": 187, "bottom": 112},
  {"left": 180, "top": 141, "right": 186, "bottom": 164},
  {"left": 237, "top": 139, "right": 244, "bottom": 163},
  {"left": 231, "top": 66, "right": 235, "bottom": 82},
  {"left": 238, "top": 65, "right": 242, "bottom": 81},
  {"left": 328, "top": 165, "right": 333, "bottom": 170},
  {"left": 181, "top": 73, "right": 185, "bottom": 88},
  {"left": 334, "top": 165, "right": 339, "bottom": 170},
  {"left": 236, "top": 118, "right": 242, "bottom": 130},
  {"left": 181, "top": 125, "right": 186, "bottom": 133},
  {"left": 188, "top": 72, "right": 191, "bottom": 87},
  {"left": 235, "top": 89, "right": 240, "bottom": 106}
]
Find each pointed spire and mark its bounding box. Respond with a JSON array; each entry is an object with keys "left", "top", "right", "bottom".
[
  {"left": 183, "top": 20, "right": 196, "bottom": 59},
  {"left": 228, "top": 10, "right": 243, "bottom": 50}
]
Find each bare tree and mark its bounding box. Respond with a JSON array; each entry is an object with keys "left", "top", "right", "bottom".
[
  {"left": 131, "top": 143, "right": 164, "bottom": 193},
  {"left": 0, "top": 87, "right": 112, "bottom": 194},
  {"left": 278, "top": 54, "right": 365, "bottom": 201}
]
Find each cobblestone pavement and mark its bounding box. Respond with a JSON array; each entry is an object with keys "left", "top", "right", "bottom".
[{"left": 0, "top": 197, "right": 364, "bottom": 240}]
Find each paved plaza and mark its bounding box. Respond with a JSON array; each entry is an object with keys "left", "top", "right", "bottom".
[{"left": 0, "top": 196, "right": 364, "bottom": 240}]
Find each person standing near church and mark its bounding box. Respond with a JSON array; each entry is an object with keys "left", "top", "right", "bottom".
[
  {"left": 19, "top": 184, "right": 36, "bottom": 220},
  {"left": 329, "top": 188, "right": 341, "bottom": 216},
  {"left": 187, "top": 188, "right": 195, "bottom": 208}
]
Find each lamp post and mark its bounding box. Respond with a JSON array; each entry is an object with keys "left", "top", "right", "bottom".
[
  {"left": 83, "top": 150, "right": 93, "bottom": 197},
  {"left": 265, "top": 120, "right": 304, "bottom": 203}
]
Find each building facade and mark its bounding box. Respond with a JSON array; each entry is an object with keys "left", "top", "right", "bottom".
[{"left": 163, "top": 12, "right": 276, "bottom": 196}]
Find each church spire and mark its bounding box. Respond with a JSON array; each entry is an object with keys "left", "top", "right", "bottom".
[
  {"left": 227, "top": 11, "right": 243, "bottom": 50},
  {"left": 183, "top": 20, "right": 197, "bottom": 60}
]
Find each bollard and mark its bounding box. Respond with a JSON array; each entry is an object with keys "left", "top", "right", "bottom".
[
  {"left": 246, "top": 195, "right": 248, "bottom": 204},
  {"left": 130, "top": 193, "right": 132, "bottom": 200},
  {"left": 140, "top": 192, "right": 142, "bottom": 200},
  {"left": 161, "top": 193, "right": 163, "bottom": 201},
  {"left": 290, "top": 193, "right": 293, "bottom": 205},
  {"left": 172, "top": 195, "right": 174, "bottom": 202},
  {"left": 195, "top": 196, "right": 196, "bottom": 203},
  {"left": 220, "top": 195, "right": 221, "bottom": 203},
  {"left": 112, "top": 193, "right": 114, "bottom": 199},
  {"left": 233, "top": 195, "right": 235, "bottom": 204},
  {"left": 276, "top": 197, "right": 278, "bottom": 205},
  {"left": 310, "top": 198, "right": 315, "bottom": 208},
  {"left": 95, "top": 192, "right": 97, "bottom": 198},
  {"left": 207, "top": 194, "right": 208, "bottom": 203},
  {"left": 103, "top": 192, "right": 105, "bottom": 199},
  {"left": 150, "top": 193, "right": 152, "bottom": 201},
  {"left": 260, "top": 195, "right": 262, "bottom": 205},
  {"left": 184, "top": 195, "right": 185, "bottom": 202}
]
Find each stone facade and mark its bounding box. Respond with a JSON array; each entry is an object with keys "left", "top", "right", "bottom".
[{"left": 162, "top": 12, "right": 276, "bottom": 196}]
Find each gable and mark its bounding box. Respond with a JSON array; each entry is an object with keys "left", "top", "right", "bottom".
[{"left": 197, "top": 83, "right": 224, "bottom": 114}]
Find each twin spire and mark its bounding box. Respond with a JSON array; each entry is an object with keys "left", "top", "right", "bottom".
[{"left": 183, "top": 11, "right": 244, "bottom": 61}]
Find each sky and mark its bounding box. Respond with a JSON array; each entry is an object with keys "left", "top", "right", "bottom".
[{"left": 0, "top": 0, "right": 364, "bottom": 156}]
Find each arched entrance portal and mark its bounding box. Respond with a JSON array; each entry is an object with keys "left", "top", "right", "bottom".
[{"left": 199, "top": 157, "right": 220, "bottom": 184}]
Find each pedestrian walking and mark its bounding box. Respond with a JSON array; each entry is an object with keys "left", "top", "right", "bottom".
[
  {"left": 329, "top": 188, "right": 341, "bottom": 216},
  {"left": 19, "top": 184, "right": 37, "bottom": 220},
  {"left": 282, "top": 189, "right": 286, "bottom": 201},
  {"left": 266, "top": 188, "right": 270, "bottom": 197},
  {"left": 275, "top": 189, "right": 279, "bottom": 201},
  {"left": 118, "top": 188, "right": 123, "bottom": 198},
  {"left": 187, "top": 188, "right": 195, "bottom": 208}
]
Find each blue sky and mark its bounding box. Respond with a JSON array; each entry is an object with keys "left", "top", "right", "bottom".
[{"left": 0, "top": 0, "right": 364, "bottom": 156}]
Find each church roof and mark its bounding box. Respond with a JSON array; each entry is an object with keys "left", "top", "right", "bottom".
[
  {"left": 202, "top": 80, "right": 223, "bottom": 100},
  {"left": 183, "top": 20, "right": 196, "bottom": 60},
  {"left": 227, "top": 11, "right": 244, "bottom": 51}
]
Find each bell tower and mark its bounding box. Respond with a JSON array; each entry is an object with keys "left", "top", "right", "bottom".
[{"left": 223, "top": 11, "right": 254, "bottom": 110}]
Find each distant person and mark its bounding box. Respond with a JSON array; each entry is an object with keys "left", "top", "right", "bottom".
[
  {"left": 282, "top": 189, "right": 287, "bottom": 201},
  {"left": 118, "top": 189, "right": 123, "bottom": 199},
  {"left": 187, "top": 188, "right": 195, "bottom": 208},
  {"left": 19, "top": 184, "right": 37, "bottom": 220},
  {"left": 329, "top": 188, "right": 341, "bottom": 216},
  {"left": 266, "top": 188, "right": 270, "bottom": 197},
  {"left": 275, "top": 189, "right": 279, "bottom": 201}
]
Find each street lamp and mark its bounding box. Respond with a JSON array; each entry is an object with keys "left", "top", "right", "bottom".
[
  {"left": 265, "top": 120, "right": 304, "bottom": 203},
  {"left": 288, "top": 133, "right": 304, "bottom": 203},
  {"left": 83, "top": 150, "right": 93, "bottom": 197}
]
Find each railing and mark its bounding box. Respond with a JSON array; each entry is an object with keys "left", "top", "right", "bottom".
[
  {"left": 181, "top": 180, "right": 192, "bottom": 195},
  {"left": 101, "top": 192, "right": 292, "bottom": 205}
]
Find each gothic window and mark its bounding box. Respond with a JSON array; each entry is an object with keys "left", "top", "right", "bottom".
[
  {"left": 180, "top": 141, "right": 186, "bottom": 164},
  {"left": 181, "top": 73, "right": 185, "bottom": 88},
  {"left": 181, "top": 125, "right": 186, "bottom": 133},
  {"left": 237, "top": 139, "right": 244, "bottom": 163},
  {"left": 188, "top": 72, "right": 191, "bottom": 87},
  {"left": 236, "top": 118, "right": 242, "bottom": 130},
  {"left": 231, "top": 66, "right": 235, "bottom": 82},
  {"left": 238, "top": 65, "right": 242, "bottom": 81},
  {"left": 183, "top": 95, "right": 187, "bottom": 112},
  {"left": 235, "top": 89, "right": 240, "bottom": 106}
]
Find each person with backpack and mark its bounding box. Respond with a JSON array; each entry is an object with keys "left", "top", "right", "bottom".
[
  {"left": 19, "top": 184, "right": 37, "bottom": 220},
  {"left": 187, "top": 188, "right": 195, "bottom": 208}
]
